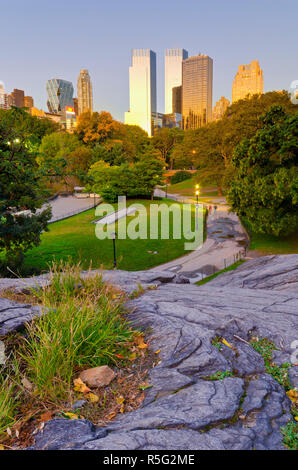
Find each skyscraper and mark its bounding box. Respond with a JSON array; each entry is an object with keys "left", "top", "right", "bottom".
[
  {"left": 165, "top": 48, "right": 188, "bottom": 114},
  {"left": 46, "top": 79, "right": 74, "bottom": 114},
  {"left": 232, "top": 60, "right": 263, "bottom": 103},
  {"left": 212, "top": 96, "right": 230, "bottom": 121},
  {"left": 0, "top": 82, "right": 9, "bottom": 110},
  {"left": 77, "top": 69, "right": 93, "bottom": 115},
  {"left": 172, "top": 86, "right": 182, "bottom": 114},
  {"left": 182, "top": 54, "right": 213, "bottom": 129},
  {"left": 125, "top": 49, "right": 156, "bottom": 137}
]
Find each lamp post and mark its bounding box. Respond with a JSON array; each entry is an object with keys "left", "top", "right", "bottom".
[
  {"left": 111, "top": 232, "right": 117, "bottom": 268},
  {"left": 195, "top": 184, "right": 200, "bottom": 231}
]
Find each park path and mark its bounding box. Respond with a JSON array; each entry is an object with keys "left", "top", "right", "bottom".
[
  {"left": 153, "top": 188, "right": 248, "bottom": 282},
  {"left": 41, "top": 195, "right": 101, "bottom": 223}
]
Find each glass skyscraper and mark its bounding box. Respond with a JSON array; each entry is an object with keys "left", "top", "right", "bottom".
[
  {"left": 124, "top": 49, "right": 156, "bottom": 137},
  {"left": 182, "top": 54, "right": 213, "bottom": 129},
  {"left": 165, "top": 48, "right": 188, "bottom": 114},
  {"left": 46, "top": 79, "right": 74, "bottom": 114}
]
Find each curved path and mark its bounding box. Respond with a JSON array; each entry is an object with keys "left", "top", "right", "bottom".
[{"left": 153, "top": 188, "right": 248, "bottom": 282}]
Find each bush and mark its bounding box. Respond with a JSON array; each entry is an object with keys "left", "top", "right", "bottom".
[{"left": 170, "top": 171, "right": 192, "bottom": 185}]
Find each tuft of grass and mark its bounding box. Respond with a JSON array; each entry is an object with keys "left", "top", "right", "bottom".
[
  {"left": 18, "top": 262, "right": 134, "bottom": 400},
  {"left": 281, "top": 420, "right": 298, "bottom": 450},
  {"left": 0, "top": 374, "right": 19, "bottom": 438},
  {"left": 204, "top": 370, "right": 234, "bottom": 381},
  {"left": 250, "top": 337, "right": 291, "bottom": 389}
]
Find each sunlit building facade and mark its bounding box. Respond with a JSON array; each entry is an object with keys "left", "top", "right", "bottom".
[
  {"left": 46, "top": 79, "right": 74, "bottom": 114},
  {"left": 125, "top": 49, "right": 156, "bottom": 136},
  {"left": 182, "top": 54, "right": 213, "bottom": 129},
  {"left": 232, "top": 60, "right": 263, "bottom": 103},
  {"left": 212, "top": 96, "right": 230, "bottom": 121},
  {"left": 165, "top": 48, "right": 188, "bottom": 114},
  {"left": 24, "top": 96, "right": 34, "bottom": 110},
  {"left": 77, "top": 69, "right": 93, "bottom": 115},
  {"left": 172, "top": 85, "right": 182, "bottom": 114},
  {"left": 8, "top": 89, "right": 25, "bottom": 108},
  {"left": 0, "top": 82, "right": 9, "bottom": 110}
]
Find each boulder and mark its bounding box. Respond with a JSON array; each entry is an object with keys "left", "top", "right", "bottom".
[{"left": 79, "top": 366, "right": 115, "bottom": 388}]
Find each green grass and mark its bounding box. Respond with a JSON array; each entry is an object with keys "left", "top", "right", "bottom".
[
  {"left": 23, "top": 199, "right": 203, "bottom": 274},
  {"left": 0, "top": 375, "right": 18, "bottom": 437},
  {"left": 195, "top": 260, "right": 245, "bottom": 286},
  {"left": 166, "top": 176, "right": 224, "bottom": 197},
  {"left": 242, "top": 219, "right": 298, "bottom": 255},
  {"left": 281, "top": 421, "right": 298, "bottom": 450},
  {"left": 19, "top": 263, "right": 134, "bottom": 400}
]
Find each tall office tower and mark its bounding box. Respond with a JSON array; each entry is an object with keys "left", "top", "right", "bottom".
[
  {"left": 165, "top": 48, "right": 188, "bottom": 114},
  {"left": 0, "top": 82, "right": 9, "bottom": 109},
  {"left": 77, "top": 69, "right": 93, "bottom": 115},
  {"left": 212, "top": 96, "right": 230, "bottom": 121},
  {"left": 8, "top": 89, "right": 25, "bottom": 107},
  {"left": 46, "top": 79, "right": 74, "bottom": 114},
  {"left": 125, "top": 49, "right": 156, "bottom": 137},
  {"left": 182, "top": 54, "right": 213, "bottom": 129},
  {"left": 73, "top": 97, "right": 79, "bottom": 116},
  {"left": 172, "top": 85, "right": 182, "bottom": 114},
  {"left": 232, "top": 60, "right": 263, "bottom": 103},
  {"left": 24, "top": 96, "right": 34, "bottom": 109}
]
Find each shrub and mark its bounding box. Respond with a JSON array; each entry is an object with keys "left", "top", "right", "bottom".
[{"left": 170, "top": 171, "right": 192, "bottom": 185}]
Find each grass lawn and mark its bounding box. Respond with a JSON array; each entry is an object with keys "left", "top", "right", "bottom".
[
  {"left": 195, "top": 260, "right": 245, "bottom": 286},
  {"left": 166, "top": 176, "right": 224, "bottom": 197},
  {"left": 248, "top": 229, "right": 298, "bottom": 255},
  {"left": 23, "top": 199, "right": 202, "bottom": 274}
]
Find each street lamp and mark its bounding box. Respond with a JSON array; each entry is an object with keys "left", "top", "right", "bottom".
[
  {"left": 195, "top": 185, "right": 200, "bottom": 231},
  {"left": 111, "top": 232, "right": 117, "bottom": 268}
]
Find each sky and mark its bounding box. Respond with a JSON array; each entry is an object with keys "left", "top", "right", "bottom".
[{"left": 1, "top": 0, "right": 297, "bottom": 122}]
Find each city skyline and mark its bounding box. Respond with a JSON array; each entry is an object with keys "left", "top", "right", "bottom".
[{"left": 1, "top": 0, "right": 297, "bottom": 121}]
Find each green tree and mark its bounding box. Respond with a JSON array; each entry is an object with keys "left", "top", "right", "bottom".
[
  {"left": 227, "top": 106, "right": 298, "bottom": 236},
  {"left": 0, "top": 111, "right": 51, "bottom": 274},
  {"left": 152, "top": 127, "right": 184, "bottom": 168}
]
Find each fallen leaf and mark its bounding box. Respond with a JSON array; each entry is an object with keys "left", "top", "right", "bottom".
[
  {"left": 0, "top": 445, "right": 5, "bottom": 450},
  {"left": 107, "top": 411, "right": 117, "bottom": 420},
  {"left": 295, "top": 416, "right": 298, "bottom": 422},
  {"left": 155, "top": 349, "right": 161, "bottom": 354},
  {"left": 137, "top": 342, "right": 148, "bottom": 349},
  {"left": 22, "top": 377, "right": 33, "bottom": 391},
  {"left": 120, "top": 403, "right": 125, "bottom": 413},
  {"left": 6, "top": 427, "right": 12, "bottom": 436},
  {"left": 286, "top": 389, "right": 298, "bottom": 404},
  {"left": 129, "top": 352, "right": 137, "bottom": 361},
  {"left": 115, "top": 354, "right": 124, "bottom": 359},
  {"left": 73, "top": 378, "right": 91, "bottom": 394},
  {"left": 86, "top": 393, "right": 99, "bottom": 403},
  {"left": 221, "top": 338, "right": 233, "bottom": 349},
  {"left": 40, "top": 411, "right": 53, "bottom": 422},
  {"left": 116, "top": 395, "right": 125, "bottom": 405},
  {"left": 63, "top": 412, "right": 79, "bottom": 420}
]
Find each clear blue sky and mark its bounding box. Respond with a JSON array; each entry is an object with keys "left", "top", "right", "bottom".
[{"left": 1, "top": 0, "right": 297, "bottom": 121}]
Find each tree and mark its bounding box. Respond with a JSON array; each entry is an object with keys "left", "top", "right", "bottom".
[
  {"left": 0, "top": 110, "right": 51, "bottom": 274},
  {"left": 152, "top": 127, "right": 184, "bottom": 168},
  {"left": 227, "top": 106, "right": 298, "bottom": 236},
  {"left": 88, "top": 154, "right": 164, "bottom": 202},
  {"left": 75, "top": 111, "right": 121, "bottom": 145}
]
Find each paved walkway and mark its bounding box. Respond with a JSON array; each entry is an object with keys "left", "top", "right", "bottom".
[
  {"left": 42, "top": 195, "right": 101, "bottom": 223},
  {"left": 153, "top": 189, "right": 248, "bottom": 282}
]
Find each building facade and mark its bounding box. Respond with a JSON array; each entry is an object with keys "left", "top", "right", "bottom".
[
  {"left": 232, "top": 60, "right": 263, "bottom": 103},
  {"left": 182, "top": 54, "right": 213, "bottom": 129},
  {"left": 165, "top": 48, "right": 188, "bottom": 114},
  {"left": 212, "top": 96, "right": 230, "bottom": 121},
  {"left": 172, "top": 85, "right": 182, "bottom": 114},
  {"left": 0, "top": 82, "right": 9, "bottom": 110},
  {"left": 125, "top": 49, "right": 157, "bottom": 136},
  {"left": 77, "top": 69, "right": 93, "bottom": 115},
  {"left": 8, "top": 89, "right": 25, "bottom": 107},
  {"left": 24, "top": 96, "right": 34, "bottom": 110},
  {"left": 46, "top": 79, "right": 74, "bottom": 114}
]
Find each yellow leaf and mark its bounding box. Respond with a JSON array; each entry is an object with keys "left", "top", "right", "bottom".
[
  {"left": 63, "top": 412, "right": 79, "bottom": 420},
  {"left": 137, "top": 342, "right": 148, "bottom": 349},
  {"left": 120, "top": 403, "right": 125, "bottom": 413},
  {"left": 295, "top": 416, "right": 298, "bottom": 422},
  {"left": 221, "top": 338, "right": 233, "bottom": 349},
  {"left": 116, "top": 395, "right": 125, "bottom": 405},
  {"left": 86, "top": 393, "right": 99, "bottom": 403},
  {"left": 155, "top": 349, "right": 161, "bottom": 354},
  {"left": 73, "top": 378, "right": 91, "bottom": 394},
  {"left": 0, "top": 445, "right": 5, "bottom": 450},
  {"left": 129, "top": 352, "right": 137, "bottom": 361},
  {"left": 286, "top": 389, "right": 298, "bottom": 404}
]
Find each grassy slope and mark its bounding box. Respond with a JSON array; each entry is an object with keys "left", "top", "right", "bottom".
[
  {"left": 24, "top": 199, "right": 201, "bottom": 273},
  {"left": 248, "top": 230, "right": 298, "bottom": 255},
  {"left": 195, "top": 260, "right": 245, "bottom": 286},
  {"left": 166, "top": 176, "right": 223, "bottom": 197}
]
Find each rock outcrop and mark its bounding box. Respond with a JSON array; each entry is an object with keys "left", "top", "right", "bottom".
[{"left": 0, "top": 255, "right": 297, "bottom": 450}]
